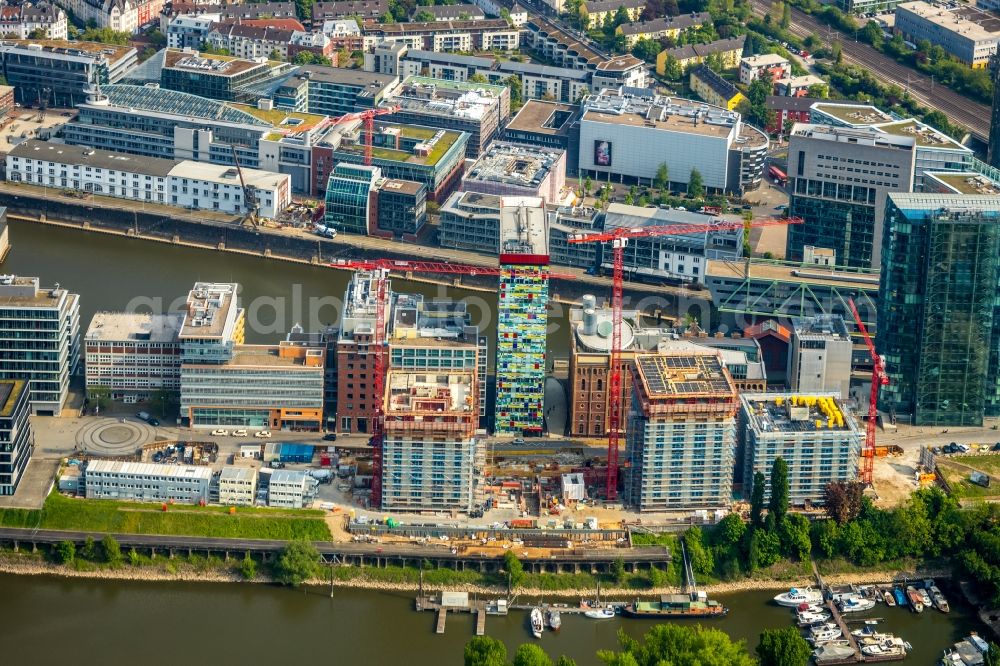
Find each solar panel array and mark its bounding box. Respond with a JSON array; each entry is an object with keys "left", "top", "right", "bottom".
[{"left": 637, "top": 354, "right": 732, "bottom": 397}]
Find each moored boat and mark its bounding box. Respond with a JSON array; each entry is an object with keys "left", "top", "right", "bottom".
[
  {"left": 546, "top": 609, "right": 561, "bottom": 631},
  {"left": 920, "top": 587, "right": 933, "bottom": 608},
  {"left": 906, "top": 585, "right": 925, "bottom": 612},
  {"left": 814, "top": 643, "right": 856, "bottom": 664},
  {"left": 930, "top": 585, "right": 951, "bottom": 613},
  {"left": 839, "top": 596, "right": 877, "bottom": 613},
  {"left": 883, "top": 589, "right": 897, "bottom": 606},
  {"left": 624, "top": 537, "right": 728, "bottom": 619},
  {"left": 583, "top": 607, "right": 616, "bottom": 619},
  {"left": 774, "top": 587, "right": 823, "bottom": 607},
  {"left": 530, "top": 608, "right": 544, "bottom": 638},
  {"left": 797, "top": 611, "right": 832, "bottom": 626},
  {"left": 893, "top": 587, "right": 907, "bottom": 607}
]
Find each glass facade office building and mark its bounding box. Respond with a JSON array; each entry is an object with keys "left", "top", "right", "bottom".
[
  {"left": 879, "top": 194, "right": 1000, "bottom": 425},
  {"left": 324, "top": 163, "right": 380, "bottom": 234}
]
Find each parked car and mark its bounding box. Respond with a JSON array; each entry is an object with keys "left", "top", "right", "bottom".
[
  {"left": 992, "top": 442, "right": 1000, "bottom": 451},
  {"left": 269, "top": 461, "right": 285, "bottom": 469},
  {"left": 254, "top": 430, "right": 272, "bottom": 438},
  {"left": 232, "top": 429, "right": 249, "bottom": 437},
  {"left": 211, "top": 429, "right": 229, "bottom": 436},
  {"left": 323, "top": 433, "right": 338, "bottom": 441},
  {"left": 148, "top": 418, "right": 160, "bottom": 427},
  {"left": 512, "top": 437, "right": 525, "bottom": 445},
  {"left": 955, "top": 443, "right": 970, "bottom": 453}
]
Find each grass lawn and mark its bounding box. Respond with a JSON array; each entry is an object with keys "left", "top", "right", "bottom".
[
  {"left": 938, "top": 456, "right": 1000, "bottom": 500},
  {"left": 0, "top": 492, "right": 331, "bottom": 541}
]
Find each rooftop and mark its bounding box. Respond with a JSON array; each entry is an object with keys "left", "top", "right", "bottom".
[
  {"left": 766, "top": 95, "right": 820, "bottom": 112},
  {"left": 416, "top": 4, "right": 486, "bottom": 18},
  {"left": 496, "top": 60, "right": 590, "bottom": 80},
  {"left": 634, "top": 352, "right": 737, "bottom": 399},
  {"left": 741, "top": 393, "right": 859, "bottom": 436},
  {"left": 334, "top": 121, "right": 465, "bottom": 167},
  {"left": 585, "top": 0, "right": 645, "bottom": 12},
  {"left": 505, "top": 100, "right": 579, "bottom": 136},
  {"left": 662, "top": 35, "right": 746, "bottom": 62},
  {"left": 169, "top": 160, "right": 290, "bottom": 189},
  {"left": 583, "top": 88, "right": 742, "bottom": 140},
  {"left": 594, "top": 54, "right": 644, "bottom": 72},
  {"left": 94, "top": 85, "right": 272, "bottom": 127},
  {"left": 774, "top": 74, "right": 825, "bottom": 88},
  {"left": 233, "top": 102, "right": 329, "bottom": 133},
  {"left": 789, "top": 123, "right": 916, "bottom": 151},
  {"left": 704, "top": 258, "right": 881, "bottom": 290},
  {"left": 388, "top": 75, "right": 505, "bottom": 122},
  {"left": 691, "top": 63, "right": 741, "bottom": 101},
  {"left": 499, "top": 196, "right": 548, "bottom": 258},
  {"left": 290, "top": 64, "right": 396, "bottom": 91},
  {"left": 793, "top": 314, "right": 851, "bottom": 341},
  {"left": 464, "top": 142, "right": 564, "bottom": 188},
  {"left": 742, "top": 53, "right": 790, "bottom": 67},
  {"left": 0, "top": 275, "right": 71, "bottom": 308},
  {"left": 9, "top": 139, "right": 177, "bottom": 176},
  {"left": 0, "top": 380, "right": 26, "bottom": 418},
  {"left": 875, "top": 118, "right": 968, "bottom": 150},
  {"left": 86, "top": 312, "right": 184, "bottom": 344},
  {"left": 180, "top": 282, "right": 239, "bottom": 340},
  {"left": 219, "top": 466, "right": 257, "bottom": 482},
  {"left": 619, "top": 12, "right": 711, "bottom": 36},
  {"left": 0, "top": 39, "right": 134, "bottom": 64},
  {"left": 85, "top": 460, "right": 213, "bottom": 480},
  {"left": 810, "top": 102, "right": 894, "bottom": 125},
  {"left": 404, "top": 49, "right": 495, "bottom": 68},
  {"left": 887, "top": 192, "right": 1000, "bottom": 213},
  {"left": 380, "top": 178, "right": 425, "bottom": 195},
  {"left": 605, "top": 203, "right": 745, "bottom": 236},
  {"left": 897, "top": 1, "right": 1000, "bottom": 42},
  {"left": 385, "top": 370, "right": 475, "bottom": 413},
  {"left": 372, "top": 18, "right": 511, "bottom": 34},
  {"left": 163, "top": 49, "right": 271, "bottom": 77},
  {"left": 924, "top": 171, "right": 1000, "bottom": 195},
  {"left": 230, "top": 344, "right": 322, "bottom": 368},
  {"left": 526, "top": 19, "right": 603, "bottom": 66}
]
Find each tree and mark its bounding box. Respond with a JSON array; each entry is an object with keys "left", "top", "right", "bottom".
[
  {"left": 687, "top": 167, "right": 704, "bottom": 198},
  {"left": 268, "top": 49, "right": 282, "bottom": 61},
  {"left": 240, "top": 553, "right": 258, "bottom": 580},
  {"left": 769, "top": 456, "right": 789, "bottom": 525},
  {"left": 757, "top": 627, "right": 811, "bottom": 666},
  {"left": 414, "top": 9, "right": 436, "bottom": 21},
  {"left": 80, "top": 27, "right": 130, "bottom": 45},
  {"left": 379, "top": 11, "right": 395, "bottom": 23},
  {"left": 54, "top": 540, "right": 75, "bottom": 565},
  {"left": 780, "top": 2, "right": 791, "bottom": 29},
  {"left": 555, "top": 657, "right": 578, "bottom": 666},
  {"left": 465, "top": 636, "right": 507, "bottom": 666},
  {"left": 514, "top": 644, "right": 553, "bottom": 666},
  {"left": 715, "top": 512, "right": 746, "bottom": 548},
  {"left": 832, "top": 40, "right": 843, "bottom": 64},
  {"left": 583, "top": 175, "right": 592, "bottom": 197},
  {"left": 985, "top": 643, "right": 1000, "bottom": 666},
  {"left": 683, "top": 526, "right": 714, "bottom": 576},
  {"left": 824, "top": 480, "right": 864, "bottom": 524},
  {"left": 503, "top": 550, "right": 525, "bottom": 589},
  {"left": 88, "top": 385, "right": 111, "bottom": 413},
  {"left": 598, "top": 624, "right": 755, "bottom": 666},
  {"left": 631, "top": 38, "right": 661, "bottom": 63},
  {"left": 81, "top": 536, "right": 98, "bottom": 560},
  {"left": 127, "top": 548, "right": 141, "bottom": 566},
  {"left": 750, "top": 471, "right": 766, "bottom": 528},
  {"left": 273, "top": 540, "right": 319, "bottom": 586},
  {"left": 505, "top": 75, "right": 523, "bottom": 109},
  {"left": 807, "top": 83, "right": 828, "bottom": 98},
  {"left": 102, "top": 535, "right": 123, "bottom": 566},
  {"left": 654, "top": 163, "right": 669, "bottom": 191},
  {"left": 27, "top": 28, "right": 47, "bottom": 39},
  {"left": 611, "top": 556, "right": 626, "bottom": 583},
  {"left": 660, "top": 54, "right": 683, "bottom": 81},
  {"left": 779, "top": 513, "right": 811, "bottom": 561},
  {"left": 468, "top": 73, "right": 489, "bottom": 84},
  {"left": 810, "top": 519, "right": 839, "bottom": 559}
]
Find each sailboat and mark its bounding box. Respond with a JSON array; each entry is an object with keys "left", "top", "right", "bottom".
[{"left": 622, "top": 538, "right": 728, "bottom": 618}]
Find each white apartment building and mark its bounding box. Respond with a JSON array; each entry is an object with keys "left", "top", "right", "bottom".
[
  {"left": 84, "top": 460, "right": 212, "bottom": 503},
  {"left": 0, "top": 2, "right": 68, "bottom": 39},
  {"left": 0, "top": 275, "right": 80, "bottom": 415},
  {"left": 52, "top": 0, "right": 165, "bottom": 34},
  {"left": 6, "top": 140, "right": 292, "bottom": 218},
  {"left": 739, "top": 53, "right": 791, "bottom": 85},
  {"left": 218, "top": 466, "right": 258, "bottom": 506},
  {"left": 84, "top": 311, "right": 184, "bottom": 401},
  {"left": 166, "top": 14, "right": 219, "bottom": 49}
]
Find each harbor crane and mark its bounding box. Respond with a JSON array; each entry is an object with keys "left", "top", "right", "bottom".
[
  {"left": 329, "top": 259, "right": 573, "bottom": 508},
  {"left": 568, "top": 214, "right": 803, "bottom": 501},
  {"left": 847, "top": 296, "right": 886, "bottom": 486},
  {"left": 229, "top": 144, "right": 259, "bottom": 227},
  {"left": 330, "top": 106, "right": 402, "bottom": 166}
]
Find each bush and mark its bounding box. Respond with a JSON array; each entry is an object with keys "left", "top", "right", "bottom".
[
  {"left": 102, "top": 535, "right": 123, "bottom": 566},
  {"left": 239, "top": 553, "right": 258, "bottom": 580},
  {"left": 53, "top": 540, "right": 75, "bottom": 565},
  {"left": 273, "top": 541, "right": 319, "bottom": 586}
]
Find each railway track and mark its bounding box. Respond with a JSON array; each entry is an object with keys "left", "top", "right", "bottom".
[{"left": 750, "top": 0, "right": 990, "bottom": 141}]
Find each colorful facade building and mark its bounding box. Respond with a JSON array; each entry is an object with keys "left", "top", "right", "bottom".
[{"left": 494, "top": 196, "right": 549, "bottom": 436}]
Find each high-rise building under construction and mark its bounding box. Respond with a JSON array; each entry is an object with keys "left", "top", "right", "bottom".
[
  {"left": 494, "top": 196, "right": 549, "bottom": 436},
  {"left": 990, "top": 53, "right": 1000, "bottom": 169}
]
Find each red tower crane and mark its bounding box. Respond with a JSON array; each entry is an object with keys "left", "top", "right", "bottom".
[
  {"left": 329, "top": 259, "right": 572, "bottom": 508},
  {"left": 568, "top": 215, "right": 803, "bottom": 500},
  {"left": 330, "top": 106, "right": 401, "bottom": 166},
  {"left": 847, "top": 297, "right": 886, "bottom": 486}
]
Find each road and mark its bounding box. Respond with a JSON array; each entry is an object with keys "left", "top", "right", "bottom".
[{"left": 749, "top": 0, "right": 990, "bottom": 142}]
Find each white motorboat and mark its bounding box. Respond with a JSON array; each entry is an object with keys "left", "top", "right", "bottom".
[
  {"left": 774, "top": 587, "right": 823, "bottom": 607},
  {"left": 584, "top": 607, "right": 616, "bottom": 619},
  {"left": 547, "top": 609, "right": 561, "bottom": 631},
  {"left": 797, "top": 611, "right": 832, "bottom": 626},
  {"left": 862, "top": 640, "right": 907, "bottom": 658},
  {"left": 814, "top": 643, "right": 856, "bottom": 663},
  {"left": 809, "top": 627, "right": 844, "bottom": 644},
  {"left": 530, "top": 608, "right": 544, "bottom": 638},
  {"left": 839, "top": 596, "right": 877, "bottom": 613}
]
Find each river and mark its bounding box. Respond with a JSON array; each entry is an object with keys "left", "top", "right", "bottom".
[
  {"left": 0, "top": 573, "right": 985, "bottom": 664},
  {"left": 3, "top": 219, "right": 574, "bottom": 364}
]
